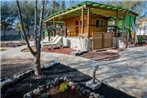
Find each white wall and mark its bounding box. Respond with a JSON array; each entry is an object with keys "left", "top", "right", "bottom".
[
  {"left": 136, "top": 22, "right": 147, "bottom": 35},
  {"left": 62, "top": 37, "right": 92, "bottom": 51}
]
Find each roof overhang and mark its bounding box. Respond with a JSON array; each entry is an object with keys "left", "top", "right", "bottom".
[{"left": 44, "top": 1, "right": 138, "bottom": 23}]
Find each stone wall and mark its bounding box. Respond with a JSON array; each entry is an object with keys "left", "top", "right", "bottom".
[{"left": 62, "top": 37, "right": 92, "bottom": 51}]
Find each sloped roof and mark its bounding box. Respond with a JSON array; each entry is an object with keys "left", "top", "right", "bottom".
[{"left": 44, "top": 1, "right": 138, "bottom": 22}]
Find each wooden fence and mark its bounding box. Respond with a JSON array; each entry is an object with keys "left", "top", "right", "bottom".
[{"left": 92, "top": 32, "right": 113, "bottom": 50}]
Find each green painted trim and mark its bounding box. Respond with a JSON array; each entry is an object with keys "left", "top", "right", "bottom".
[{"left": 44, "top": 1, "right": 138, "bottom": 22}]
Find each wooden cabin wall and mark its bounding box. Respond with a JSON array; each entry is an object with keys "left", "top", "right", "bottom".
[
  {"left": 63, "top": 14, "right": 108, "bottom": 37},
  {"left": 63, "top": 15, "right": 88, "bottom": 36},
  {"left": 89, "top": 15, "right": 108, "bottom": 37}
]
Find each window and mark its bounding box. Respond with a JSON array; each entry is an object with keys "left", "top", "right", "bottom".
[{"left": 96, "top": 20, "right": 103, "bottom": 28}]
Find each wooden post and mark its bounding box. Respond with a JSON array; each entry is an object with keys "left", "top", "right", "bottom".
[
  {"left": 53, "top": 18, "right": 56, "bottom": 36},
  {"left": 81, "top": 7, "right": 84, "bottom": 34},
  {"left": 87, "top": 7, "right": 90, "bottom": 38},
  {"left": 123, "top": 12, "right": 128, "bottom": 48},
  {"left": 115, "top": 10, "right": 118, "bottom": 48},
  {"left": 65, "top": 22, "right": 67, "bottom": 37},
  {"left": 44, "top": 22, "right": 47, "bottom": 39}
]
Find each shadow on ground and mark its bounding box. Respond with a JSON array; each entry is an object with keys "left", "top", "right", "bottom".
[{"left": 1, "top": 63, "right": 136, "bottom": 98}]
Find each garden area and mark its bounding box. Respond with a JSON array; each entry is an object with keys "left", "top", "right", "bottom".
[{"left": 1, "top": 0, "right": 147, "bottom": 98}]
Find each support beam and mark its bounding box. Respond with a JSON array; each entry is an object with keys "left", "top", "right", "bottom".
[
  {"left": 44, "top": 6, "right": 83, "bottom": 22},
  {"left": 65, "top": 22, "right": 67, "bottom": 37},
  {"left": 115, "top": 10, "right": 118, "bottom": 48},
  {"left": 81, "top": 7, "right": 84, "bottom": 34},
  {"left": 123, "top": 12, "right": 129, "bottom": 48},
  {"left": 53, "top": 18, "right": 56, "bottom": 36},
  {"left": 87, "top": 7, "right": 90, "bottom": 38},
  {"left": 43, "top": 22, "right": 47, "bottom": 39}
]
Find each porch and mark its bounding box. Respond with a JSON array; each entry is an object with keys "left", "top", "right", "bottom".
[{"left": 43, "top": 1, "right": 138, "bottom": 50}]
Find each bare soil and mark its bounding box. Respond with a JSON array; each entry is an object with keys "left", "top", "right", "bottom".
[
  {"left": 1, "top": 42, "right": 26, "bottom": 47},
  {"left": 81, "top": 51, "right": 120, "bottom": 61},
  {"left": 1, "top": 64, "right": 91, "bottom": 98},
  {"left": 21, "top": 46, "right": 75, "bottom": 55},
  {"left": 34, "top": 84, "right": 88, "bottom": 98},
  {"left": 1, "top": 59, "right": 46, "bottom": 79},
  {"left": 1, "top": 62, "right": 135, "bottom": 98},
  {"left": 48, "top": 85, "right": 88, "bottom": 98}
]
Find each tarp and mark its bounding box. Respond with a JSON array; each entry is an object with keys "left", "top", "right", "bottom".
[
  {"left": 125, "top": 15, "right": 138, "bottom": 43},
  {"left": 118, "top": 20, "right": 124, "bottom": 29}
]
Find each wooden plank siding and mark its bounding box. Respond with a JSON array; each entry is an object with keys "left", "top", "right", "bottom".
[
  {"left": 63, "top": 13, "right": 108, "bottom": 37},
  {"left": 92, "top": 32, "right": 113, "bottom": 50}
]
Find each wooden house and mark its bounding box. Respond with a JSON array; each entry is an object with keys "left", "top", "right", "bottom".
[{"left": 44, "top": 1, "right": 138, "bottom": 50}]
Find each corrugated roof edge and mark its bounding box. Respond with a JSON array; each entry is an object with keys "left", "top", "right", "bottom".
[{"left": 44, "top": 1, "right": 138, "bottom": 22}]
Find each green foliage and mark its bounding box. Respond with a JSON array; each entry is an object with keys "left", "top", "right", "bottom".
[
  {"left": 1, "top": 1, "right": 17, "bottom": 31},
  {"left": 59, "top": 83, "right": 68, "bottom": 92},
  {"left": 138, "top": 36, "right": 143, "bottom": 43},
  {"left": 20, "top": 1, "right": 34, "bottom": 27},
  {"left": 16, "top": 22, "right": 22, "bottom": 32},
  {"left": 45, "top": 0, "right": 66, "bottom": 16},
  {"left": 103, "top": 0, "right": 145, "bottom": 16}
]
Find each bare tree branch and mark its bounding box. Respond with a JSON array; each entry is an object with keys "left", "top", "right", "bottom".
[
  {"left": 16, "top": 0, "right": 35, "bottom": 56},
  {"left": 34, "top": 0, "right": 38, "bottom": 49},
  {"left": 39, "top": 0, "right": 45, "bottom": 43}
]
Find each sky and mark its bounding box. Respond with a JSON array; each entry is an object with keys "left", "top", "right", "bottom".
[{"left": 1, "top": 0, "right": 147, "bottom": 19}]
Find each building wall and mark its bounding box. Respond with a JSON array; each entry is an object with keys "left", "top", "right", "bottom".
[
  {"left": 89, "top": 15, "right": 108, "bottom": 37},
  {"left": 63, "top": 14, "right": 108, "bottom": 37},
  {"left": 136, "top": 21, "right": 147, "bottom": 35}
]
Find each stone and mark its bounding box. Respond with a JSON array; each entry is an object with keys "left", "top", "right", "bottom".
[
  {"left": 79, "top": 87, "right": 85, "bottom": 92},
  {"left": 1, "top": 79, "right": 12, "bottom": 88},
  {"left": 33, "top": 88, "right": 41, "bottom": 95},
  {"left": 99, "top": 95, "right": 105, "bottom": 98},
  {"left": 23, "top": 92, "right": 32, "bottom": 98},
  {"left": 89, "top": 95, "right": 94, "bottom": 98},
  {"left": 68, "top": 81, "right": 74, "bottom": 86},
  {"left": 39, "top": 93, "right": 48, "bottom": 98},
  {"left": 63, "top": 76, "right": 67, "bottom": 81},
  {"left": 59, "top": 76, "right": 64, "bottom": 80},
  {"left": 84, "top": 89, "right": 91, "bottom": 94},
  {"left": 86, "top": 79, "right": 101, "bottom": 90},
  {"left": 38, "top": 85, "right": 46, "bottom": 92},
  {"left": 93, "top": 94, "right": 100, "bottom": 98},
  {"left": 54, "top": 77, "right": 60, "bottom": 84},
  {"left": 71, "top": 85, "right": 76, "bottom": 90},
  {"left": 76, "top": 85, "right": 81, "bottom": 90},
  {"left": 49, "top": 84, "right": 53, "bottom": 88},
  {"left": 90, "top": 92, "right": 95, "bottom": 96}
]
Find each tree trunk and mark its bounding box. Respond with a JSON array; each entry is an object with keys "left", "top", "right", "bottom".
[
  {"left": 34, "top": 0, "right": 38, "bottom": 49},
  {"left": 34, "top": 0, "right": 41, "bottom": 76},
  {"left": 34, "top": 53, "right": 41, "bottom": 76},
  {"left": 3, "top": 22, "right": 6, "bottom": 40},
  {"left": 27, "top": 27, "right": 30, "bottom": 39},
  {"left": 3, "top": 28, "right": 6, "bottom": 40},
  {"left": 16, "top": 0, "right": 44, "bottom": 77},
  {"left": 33, "top": 0, "right": 45, "bottom": 76}
]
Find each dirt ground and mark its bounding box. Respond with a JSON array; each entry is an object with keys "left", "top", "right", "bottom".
[
  {"left": 81, "top": 51, "right": 120, "bottom": 61},
  {"left": 1, "top": 59, "right": 46, "bottom": 79},
  {"left": 21, "top": 47, "right": 75, "bottom": 55}
]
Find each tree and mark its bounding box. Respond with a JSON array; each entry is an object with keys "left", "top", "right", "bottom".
[
  {"left": 45, "top": 0, "right": 65, "bottom": 17},
  {"left": 19, "top": 1, "right": 35, "bottom": 38},
  {"left": 60, "top": 0, "right": 66, "bottom": 10},
  {"left": 16, "top": 22, "right": 23, "bottom": 40},
  {"left": 103, "top": 0, "right": 145, "bottom": 15},
  {"left": 16, "top": 0, "right": 45, "bottom": 77},
  {"left": 1, "top": 2, "right": 17, "bottom": 40}
]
